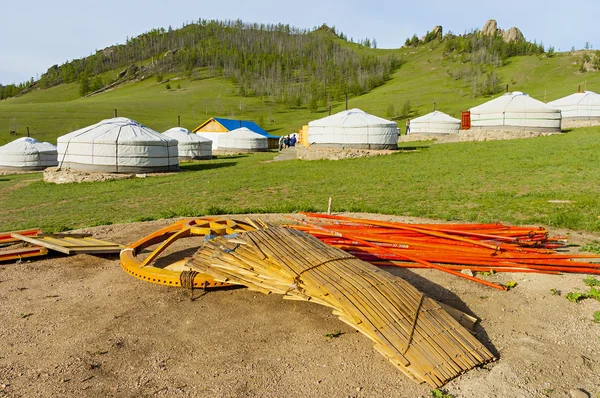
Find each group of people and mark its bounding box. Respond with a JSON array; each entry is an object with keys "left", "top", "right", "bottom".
[{"left": 279, "top": 134, "right": 297, "bottom": 151}]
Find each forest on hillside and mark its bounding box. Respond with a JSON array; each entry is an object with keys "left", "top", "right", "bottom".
[
  {"left": 4, "top": 19, "right": 598, "bottom": 106},
  {"left": 404, "top": 27, "right": 548, "bottom": 97},
  {"left": 0, "top": 20, "right": 401, "bottom": 110},
  {"left": 443, "top": 33, "right": 546, "bottom": 96}
]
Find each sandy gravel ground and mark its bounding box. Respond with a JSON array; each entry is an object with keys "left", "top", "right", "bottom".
[{"left": 1, "top": 214, "right": 599, "bottom": 398}]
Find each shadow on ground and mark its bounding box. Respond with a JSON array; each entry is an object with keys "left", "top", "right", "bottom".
[
  {"left": 180, "top": 161, "right": 238, "bottom": 172},
  {"left": 381, "top": 265, "right": 499, "bottom": 358}
]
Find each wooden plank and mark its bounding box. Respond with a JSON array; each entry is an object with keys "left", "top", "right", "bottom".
[
  {"left": 39, "top": 233, "right": 93, "bottom": 238},
  {"left": 11, "top": 233, "right": 72, "bottom": 254},
  {"left": 186, "top": 226, "right": 495, "bottom": 387},
  {"left": 10, "top": 233, "right": 123, "bottom": 255}
]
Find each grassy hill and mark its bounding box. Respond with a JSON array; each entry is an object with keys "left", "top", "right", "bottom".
[
  {"left": 2, "top": 20, "right": 600, "bottom": 146},
  {"left": 2, "top": 44, "right": 599, "bottom": 147},
  {"left": 2, "top": 23, "right": 600, "bottom": 234}
]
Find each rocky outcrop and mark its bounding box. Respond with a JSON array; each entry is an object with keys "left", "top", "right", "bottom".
[
  {"left": 481, "top": 19, "right": 525, "bottom": 42},
  {"left": 481, "top": 19, "right": 498, "bottom": 36},
  {"left": 503, "top": 27, "right": 525, "bottom": 42},
  {"left": 432, "top": 25, "right": 443, "bottom": 39},
  {"left": 118, "top": 64, "right": 139, "bottom": 79},
  {"left": 317, "top": 24, "right": 335, "bottom": 34}
]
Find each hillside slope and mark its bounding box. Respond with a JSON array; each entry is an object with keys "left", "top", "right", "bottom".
[{"left": 1, "top": 22, "right": 600, "bottom": 145}]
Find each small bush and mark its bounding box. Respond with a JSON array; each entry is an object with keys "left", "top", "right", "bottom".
[
  {"left": 401, "top": 100, "right": 412, "bottom": 118},
  {"left": 584, "top": 276, "right": 600, "bottom": 287},
  {"left": 580, "top": 242, "right": 600, "bottom": 254},
  {"left": 386, "top": 103, "right": 396, "bottom": 119},
  {"left": 431, "top": 389, "right": 454, "bottom": 398},
  {"left": 566, "top": 292, "right": 586, "bottom": 303}
]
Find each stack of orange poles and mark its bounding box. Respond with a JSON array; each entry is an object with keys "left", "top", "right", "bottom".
[{"left": 287, "top": 213, "right": 600, "bottom": 290}]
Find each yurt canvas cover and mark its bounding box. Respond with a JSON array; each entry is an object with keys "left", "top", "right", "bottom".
[
  {"left": 409, "top": 111, "right": 461, "bottom": 134},
  {"left": 470, "top": 92, "right": 561, "bottom": 131},
  {"left": 308, "top": 109, "right": 398, "bottom": 149},
  {"left": 195, "top": 132, "right": 222, "bottom": 151},
  {"left": 547, "top": 91, "right": 600, "bottom": 120},
  {"left": 57, "top": 117, "right": 179, "bottom": 173},
  {"left": 212, "top": 127, "right": 268, "bottom": 152},
  {"left": 163, "top": 127, "right": 212, "bottom": 160},
  {"left": 0, "top": 137, "right": 58, "bottom": 170}
]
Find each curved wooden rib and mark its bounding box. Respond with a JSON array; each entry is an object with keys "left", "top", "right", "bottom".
[{"left": 119, "top": 217, "right": 255, "bottom": 288}]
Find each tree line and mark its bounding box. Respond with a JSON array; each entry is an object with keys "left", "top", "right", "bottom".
[
  {"left": 3, "top": 20, "right": 401, "bottom": 110},
  {"left": 444, "top": 33, "right": 545, "bottom": 97},
  {"left": 403, "top": 29, "right": 546, "bottom": 97},
  {"left": 0, "top": 80, "right": 31, "bottom": 100}
]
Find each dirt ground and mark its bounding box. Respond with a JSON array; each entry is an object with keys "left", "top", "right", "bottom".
[{"left": 1, "top": 213, "right": 599, "bottom": 398}]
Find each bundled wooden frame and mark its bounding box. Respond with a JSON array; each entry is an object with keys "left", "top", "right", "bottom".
[{"left": 187, "top": 224, "right": 495, "bottom": 387}]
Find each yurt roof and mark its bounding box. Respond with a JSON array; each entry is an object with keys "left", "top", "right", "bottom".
[
  {"left": 58, "top": 117, "right": 175, "bottom": 145},
  {"left": 0, "top": 137, "right": 57, "bottom": 154},
  {"left": 163, "top": 127, "right": 212, "bottom": 143},
  {"left": 308, "top": 108, "right": 397, "bottom": 127},
  {"left": 411, "top": 111, "right": 460, "bottom": 124},
  {"left": 548, "top": 91, "right": 600, "bottom": 107},
  {"left": 470, "top": 92, "right": 558, "bottom": 114},
  {"left": 193, "top": 117, "right": 278, "bottom": 139},
  {"left": 225, "top": 127, "right": 268, "bottom": 139}
]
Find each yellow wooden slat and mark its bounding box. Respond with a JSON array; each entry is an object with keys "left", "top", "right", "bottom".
[
  {"left": 186, "top": 226, "right": 495, "bottom": 387},
  {"left": 11, "top": 233, "right": 122, "bottom": 255}
]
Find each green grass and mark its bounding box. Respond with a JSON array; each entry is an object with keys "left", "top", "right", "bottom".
[
  {"left": 2, "top": 43, "right": 600, "bottom": 233},
  {"left": 3, "top": 44, "right": 600, "bottom": 147},
  {"left": 2, "top": 126, "right": 600, "bottom": 233}
]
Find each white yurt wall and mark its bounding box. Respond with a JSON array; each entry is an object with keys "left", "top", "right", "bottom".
[
  {"left": 308, "top": 108, "right": 398, "bottom": 149},
  {"left": 163, "top": 127, "right": 212, "bottom": 160},
  {"left": 215, "top": 127, "right": 268, "bottom": 152},
  {"left": 409, "top": 111, "right": 461, "bottom": 135},
  {"left": 470, "top": 92, "right": 561, "bottom": 132},
  {"left": 0, "top": 137, "right": 58, "bottom": 170},
  {"left": 57, "top": 117, "right": 179, "bottom": 173},
  {"left": 548, "top": 91, "right": 600, "bottom": 125},
  {"left": 195, "top": 132, "right": 222, "bottom": 151}
]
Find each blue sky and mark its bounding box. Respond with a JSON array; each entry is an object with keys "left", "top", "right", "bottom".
[{"left": 1, "top": 0, "right": 598, "bottom": 84}]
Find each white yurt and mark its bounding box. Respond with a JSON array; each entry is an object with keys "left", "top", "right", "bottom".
[
  {"left": 194, "top": 132, "right": 222, "bottom": 151},
  {"left": 208, "top": 127, "right": 268, "bottom": 152},
  {"left": 408, "top": 111, "right": 461, "bottom": 135},
  {"left": 547, "top": 91, "right": 600, "bottom": 120},
  {"left": 0, "top": 137, "right": 58, "bottom": 170},
  {"left": 470, "top": 92, "right": 561, "bottom": 132},
  {"left": 163, "top": 127, "right": 212, "bottom": 160},
  {"left": 57, "top": 117, "right": 179, "bottom": 173},
  {"left": 308, "top": 108, "right": 398, "bottom": 149}
]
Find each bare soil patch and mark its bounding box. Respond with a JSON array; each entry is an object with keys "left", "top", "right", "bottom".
[
  {"left": 42, "top": 168, "right": 180, "bottom": 184},
  {"left": 296, "top": 147, "right": 397, "bottom": 161},
  {"left": 1, "top": 214, "right": 599, "bottom": 397}
]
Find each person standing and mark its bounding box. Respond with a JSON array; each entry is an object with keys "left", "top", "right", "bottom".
[
  {"left": 405, "top": 119, "right": 411, "bottom": 135},
  {"left": 290, "top": 134, "right": 297, "bottom": 147},
  {"left": 278, "top": 135, "right": 284, "bottom": 151},
  {"left": 283, "top": 135, "right": 290, "bottom": 148}
]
